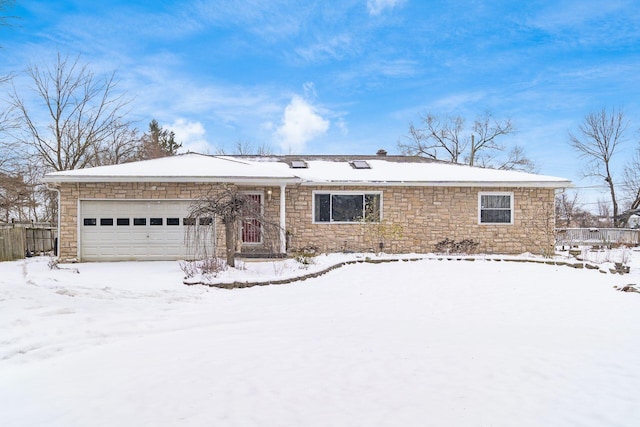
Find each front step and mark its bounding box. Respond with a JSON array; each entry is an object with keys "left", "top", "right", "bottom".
[{"left": 235, "top": 252, "right": 287, "bottom": 259}]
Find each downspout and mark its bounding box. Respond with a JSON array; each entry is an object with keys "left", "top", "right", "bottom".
[
  {"left": 280, "top": 184, "right": 286, "bottom": 254},
  {"left": 45, "top": 183, "right": 61, "bottom": 258}
]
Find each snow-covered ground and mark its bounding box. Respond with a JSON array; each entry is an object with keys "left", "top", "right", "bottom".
[{"left": 1, "top": 250, "right": 640, "bottom": 427}]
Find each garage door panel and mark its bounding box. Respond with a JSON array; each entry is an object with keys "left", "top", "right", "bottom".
[
  {"left": 131, "top": 230, "right": 149, "bottom": 239},
  {"left": 165, "top": 231, "right": 184, "bottom": 240},
  {"left": 80, "top": 200, "right": 210, "bottom": 261}
]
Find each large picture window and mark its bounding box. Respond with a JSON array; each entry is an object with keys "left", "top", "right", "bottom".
[
  {"left": 314, "top": 192, "right": 381, "bottom": 223},
  {"left": 479, "top": 192, "right": 513, "bottom": 224}
]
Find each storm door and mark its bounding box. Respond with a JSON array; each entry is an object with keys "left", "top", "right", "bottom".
[{"left": 241, "top": 193, "right": 262, "bottom": 244}]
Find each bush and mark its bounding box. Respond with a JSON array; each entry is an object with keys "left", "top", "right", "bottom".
[
  {"left": 180, "top": 258, "right": 228, "bottom": 279},
  {"left": 434, "top": 238, "right": 479, "bottom": 255},
  {"left": 47, "top": 257, "right": 60, "bottom": 270},
  {"left": 294, "top": 252, "right": 315, "bottom": 269}
]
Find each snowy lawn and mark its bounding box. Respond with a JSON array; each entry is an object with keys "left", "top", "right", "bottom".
[{"left": 1, "top": 251, "right": 640, "bottom": 427}]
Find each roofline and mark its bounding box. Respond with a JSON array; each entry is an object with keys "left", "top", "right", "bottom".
[
  {"left": 41, "top": 176, "right": 301, "bottom": 185},
  {"left": 42, "top": 175, "right": 571, "bottom": 188},
  {"left": 299, "top": 180, "right": 572, "bottom": 188},
  {"left": 233, "top": 154, "right": 440, "bottom": 164}
]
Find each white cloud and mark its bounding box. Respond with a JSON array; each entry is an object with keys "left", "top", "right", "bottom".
[
  {"left": 367, "top": 0, "right": 405, "bottom": 16},
  {"left": 303, "top": 81, "right": 317, "bottom": 99},
  {"left": 166, "top": 119, "right": 211, "bottom": 154},
  {"left": 274, "top": 95, "right": 330, "bottom": 153},
  {"left": 336, "top": 117, "right": 349, "bottom": 135},
  {"left": 294, "top": 33, "right": 354, "bottom": 64}
]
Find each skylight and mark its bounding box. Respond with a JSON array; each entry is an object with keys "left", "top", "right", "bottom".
[
  {"left": 350, "top": 160, "right": 371, "bottom": 169},
  {"left": 290, "top": 160, "right": 308, "bottom": 169}
]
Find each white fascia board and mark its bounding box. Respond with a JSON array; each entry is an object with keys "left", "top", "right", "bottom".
[
  {"left": 299, "top": 180, "right": 572, "bottom": 188},
  {"left": 42, "top": 175, "right": 572, "bottom": 189},
  {"left": 41, "top": 176, "right": 301, "bottom": 185}
]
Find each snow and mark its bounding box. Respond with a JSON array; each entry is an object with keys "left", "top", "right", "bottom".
[
  {"left": 42, "top": 153, "right": 298, "bottom": 182},
  {"left": 263, "top": 159, "right": 571, "bottom": 187},
  {"left": 1, "top": 250, "right": 639, "bottom": 426},
  {"left": 43, "top": 153, "right": 571, "bottom": 187}
]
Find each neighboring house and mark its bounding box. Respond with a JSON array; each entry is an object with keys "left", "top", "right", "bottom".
[
  {"left": 42, "top": 152, "right": 571, "bottom": 262},
  {"left": 615, "top": 208, "right": 640, "bottom": 229}
]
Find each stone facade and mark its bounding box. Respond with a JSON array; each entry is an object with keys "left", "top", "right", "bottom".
[
  {"left": 56, "top": 181, "right": 556, "bottom": 260},
  {"left": 285, "top": 185, "right": 556, "bottom": 255}
]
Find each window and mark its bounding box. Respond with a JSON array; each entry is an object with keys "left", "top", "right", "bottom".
[
  {"left": 83, "top": 218, "right": 97, "bottom": 226},
  {"left": 167, "top": 218, "right": 180, "bottom": 226},
  {"left": 183, "top": 218, "right": 196, "bottom": 226},
  {"left": 117, "top": 218, "right": 130, "bottom": 226},
  {"left": 133, "top": 218, "right": 146, "bottom": 226},
  {"left": 100, "top": 218, "right": 113, "bottom": 226},
  {"left": 350, "top": 160, "right": 371, "bottom": 169},
  {"left": 290, "top": 160, "right": 308, "bottom": 169},
  {"left": 150, "top": 218, "right": 163, "bottom": 226},
  {"left": 314, "top": 192, "right": 381, "bottom": 223},
  {"left": 479, "top": 192, "right": 513, "bottom": 224},
  {"left": 199, "top": 217, "right": 213, "bottom": 226}
]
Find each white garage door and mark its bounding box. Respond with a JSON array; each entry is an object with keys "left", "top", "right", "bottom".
[{"left": 80, "top": 200, "right": 212, "bottom": 261}]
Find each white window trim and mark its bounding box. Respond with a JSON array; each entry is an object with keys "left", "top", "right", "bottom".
[
  {"left": 312, "top": 190, "right": 383, "bottom": 224},
  {"left": 478, "top": 192, "right": 514, "bottom": 225}
]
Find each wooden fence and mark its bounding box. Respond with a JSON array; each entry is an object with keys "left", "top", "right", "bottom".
[
  {"left": 0, "top": 228, "right": 25, "bottom": 261},
  {"left": 24, "top": 227, "right": 57, "bottom": 254},
  {"left": 0, "top": 226, "right": 57, "bottom": 261},
  {"left": 556, "top": 228, "right": 640, "bottom": 248}
]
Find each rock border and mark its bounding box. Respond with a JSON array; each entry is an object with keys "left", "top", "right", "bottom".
[{"left": 184, "top": 255, "right": 609, "bottom": 289}]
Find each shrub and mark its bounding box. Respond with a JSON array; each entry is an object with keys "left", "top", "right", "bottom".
[
  {"left": 294, "top": 250, "right": 316, "bottom": 269},
  {"left": 434, "top": 238, "right": 479, "bottom": 255},
  {"left": 47, "top": 257, "right": 60, "bottom": 270},
  {"left": 180, "top": 258, "right": 228, "bottom": 279}
]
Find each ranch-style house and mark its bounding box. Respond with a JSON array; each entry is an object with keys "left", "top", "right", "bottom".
[{"left": 42, "top": 152, "right": 572, "bottom": 262}]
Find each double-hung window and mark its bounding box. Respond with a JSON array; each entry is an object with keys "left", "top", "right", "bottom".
[
  {"left": 479, "top": 192, "right": 514, "bottom": 224},
  {"left": 314, "top": 192, "right": 381, "bottom": 223}
]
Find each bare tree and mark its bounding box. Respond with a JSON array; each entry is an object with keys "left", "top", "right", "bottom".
[
  {"left": 217, "top": 139, "right": 274, "bottom": 156},
  {"left": 89, "top": 122, "right": 140, "bottom": 166},
  {"left": 555, "top": 191, "right": 582, "bottom": 228},
  {"left": 0, "top": 0, "right": 16, "bottom": 50},
  {"left": 0, "top": 1, "right": 17, "bottom": 85},
  {"left": 0, "top": 54, "right": 20, "bottom": 173},
  {"left": 0, "top": 107, "right": 20, "bottom": 172},
  {"left": 0, "top": 172, "right": 31, "bottom": 222},
  {"left": 9, "top": 52, "right": 132, "bottom": 171},
  {"left": 399, "top": 114, "right": 466, "bottom": 162},
  {"left": 495, "top": 146, "right": 537, "bottom": 172},
  {"left": 186, "top": 187, "right": 282, "bottom": 267},
  {"left": 0, "top": 77, "right": 28, "bottom": 221},
  {"left": 468, "top": 112, "right": 514, "bottom": 167},
  {"left": 597, "top": 198, "right": 613, "bottom": 227},
  {"left": 622, "top": 145, "right": 640, "bottom": 210},
  {"left": 399, "top": 112, "right": 531, "bottom": 171},
  {"left": 569, "top": 107, "right": 627, "bottom": 226}
]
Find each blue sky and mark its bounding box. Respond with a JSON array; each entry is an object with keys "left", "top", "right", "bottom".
[{"left": 2, "top": 0, "right": 640, "bottom": 208}]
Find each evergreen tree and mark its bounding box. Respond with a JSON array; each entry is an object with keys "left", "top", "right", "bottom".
[{"left": 139, "top": 119, "right": 182, "bottom": 159}]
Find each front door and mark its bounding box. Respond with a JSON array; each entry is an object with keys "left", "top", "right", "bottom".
[{"left": 241, "top": 193, "right": 262, "bottom": 244}]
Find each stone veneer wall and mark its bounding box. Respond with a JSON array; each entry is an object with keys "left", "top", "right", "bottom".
[
  {"left": 56, "top": 182, "right": 281, "bottom": 261},
  {"left": 56, "top": 182, "right": 555, "bottom": 260},
  {"left": 284, "top": 185, "right": 556, "bottom": 255}
]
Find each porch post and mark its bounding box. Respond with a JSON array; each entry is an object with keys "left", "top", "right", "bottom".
[{"left": 280, "top": 184, "right": 286, "bottom": 254}]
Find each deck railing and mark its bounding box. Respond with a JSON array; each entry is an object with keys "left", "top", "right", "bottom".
[{"left": 555, "top": 228, "right": 640, "bottom": 247}]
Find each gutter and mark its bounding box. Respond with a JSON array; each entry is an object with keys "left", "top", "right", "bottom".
[
  {"left": 297, "top": 180, "right": 573, "bottom": 189},
  {"left": 44, "top": 183, "right": 61, "bottom": 257},
  {"left": 41, "top": 176, "right": 302, "bottom": 185}
]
